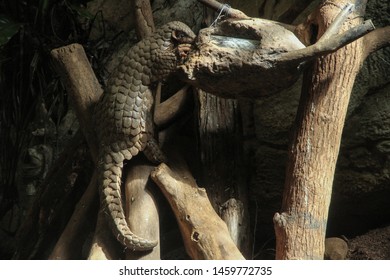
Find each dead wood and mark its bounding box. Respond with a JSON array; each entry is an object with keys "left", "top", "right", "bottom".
[
  {"left": 220, "top": 198, "right": 247, "bottom": 253},
  {"left": 124, "top": 161, "right": 160, "bottom": 260},
  {"left": 362, "top": 26, "right": 390, "bottom": 59},
  {"left": 273, "top": 0, "right": 371, "bottom": 260},
  {"left": 51, "top": 44, "right": 102, "bottom": 163},
  {"left": 154, "top": 85, "right": 192, "bottom": 128},
  {"left": 50, "top": 43, "right": 109, "bottom": 259},
  {"left": 133, "top": 0, "right": 155, "bottom": 39},
  {"left": 87, "top": 210, "right": 122, "bottom": 260},
  {"left": 178, "top": 12, "right": 374, "bottom": 98},
  {"left": 151, "top": 163, "right": 245, "bottom": 260},
  {"left": 193, "top": 3, "right": 252, "bottom": 258}
]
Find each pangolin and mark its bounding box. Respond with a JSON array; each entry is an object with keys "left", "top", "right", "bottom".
[{"left": 94, "top": 21, "right": 195, "bottom": 251}]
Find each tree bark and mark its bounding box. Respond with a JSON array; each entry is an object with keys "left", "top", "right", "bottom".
[
  {"left": 50, "top": 43, "right": 109, "bottom": 259},
  {"left": 273, "top": 0, "right": 369, "bottom": 260},
  {"left": 124, "top": 161, "right": 160, "bottom": 260},
  {"left": 151, "top": 162, "right": 245, "bottom": 260},
  {"left": 178, "top": 15, "right": 373, "bottom": 99},
  {"left": 50, "top": 44, "right": 102, "bottom": 162},
  {"left": 196, "top": 90, "right": 252, "bottom": 258},
  {"left": 362, "top": 26, "right": 390, "bottom": 59}
]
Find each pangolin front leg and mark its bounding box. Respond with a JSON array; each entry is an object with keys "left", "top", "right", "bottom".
[{"left": 94, "top": 21, "right": 195, "bottom": 251}]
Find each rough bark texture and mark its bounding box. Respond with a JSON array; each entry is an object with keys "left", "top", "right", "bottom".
[
  {"left": 133, "top": 0, "right": 155, "bottom": 39},
  {"left": 51, "top": 44, "right": 102, "bottom": 162},
  {"left": 248, "top": 0, "right": 389, "bottom": 259},
  {"left": 273, "top": 0, "right": 368, "bottom": 260},
  {"left": 197, "top": 90, "right": 252, "bottom": 257},
  {"left": 151, "top": 163, "right": 245, "bottom": 260},
  {"left": 178, "top": 16, "right": 373, "bottom": 99}
]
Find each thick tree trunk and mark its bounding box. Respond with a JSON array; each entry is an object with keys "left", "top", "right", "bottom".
[
  {"left": 197, "top": 90, "right": 252, "bottom": 258},
  {"left": 273, "top": 0, "right": 368, "bottom": 260}
]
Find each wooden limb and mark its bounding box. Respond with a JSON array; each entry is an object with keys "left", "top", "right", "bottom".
[
  {"left": 220, "top": 198, "right": 248, "bottom": 254},
  {"left": 178, "top": 12, "right": 374, "bottom": 98},
  {"left": 124, "top": 161, "right": 160, "bottom": 260},
  {"left": 49, "top": 171, "right": 99, "bottom": 259},
  {"left": 50, "top": 43, "right": 102, "bottom": 163},
  {"left": 154, "top": 85, "right": 192, "bottom": 128},
  {"left": 274, "top": 0, "right": 368, "bottom": 260},
  {"left": 151, "top": 163, "right": 245, "bottom": 260},
  {"left": 363, "top": 26, "right": 390, "bottom": 60},
  {"left": 50, "top": 43, "right": 110, "bottom": 259},
  {"left": 197, "top": 0, "right": 249, "bottom": 19},
  {"left": 133, "top": 0, "right": 155, "bottom": 40},
  {"left": 278, "top": 20, "right": 374, "bottom": 64},
  {"left": 87, "top": 210, "right": 122, "bottom": 260}
]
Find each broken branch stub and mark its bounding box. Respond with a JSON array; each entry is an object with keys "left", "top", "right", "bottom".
[{"left": 178, "top": 15, "right": 374, "bottom": 99}]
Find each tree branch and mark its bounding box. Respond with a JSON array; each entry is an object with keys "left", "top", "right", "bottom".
[
  {"left": 151, "top": 163, "right": 245, "bottom": 260},
  {"left": 178, "top": 14, "right": 374, "bottom": 99},
  {"left": 277, "top": 19, "right": 374, "bottom": 64},
  {"left": 51, "top": 44, "right": 102, "bottom": 163},
  {"left": 363, "top": 26, "right": 390, "bottom": 60},
  {"left": 197, "top": 0, "right": 249, "bottom": 19},
  {"left": 154, "top": 85, "right": 192, "bottom": 128}
]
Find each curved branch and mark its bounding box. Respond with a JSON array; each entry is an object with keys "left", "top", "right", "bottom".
[
  {"left": 278, "top": 20, "right": 375, "bottom": 64},
  {"left": 154, "top": 85, "right": 192, "bottom": 128},
  {"left": 178, "top": 16, "right": 374, "bottom": 99},
  {"left": 363, "top": 26, "right": 390, "bottom": 60}
]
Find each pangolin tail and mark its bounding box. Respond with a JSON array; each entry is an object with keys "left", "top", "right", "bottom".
[{"left": 100, "top": 151, "right": 157, "bottom": 251}]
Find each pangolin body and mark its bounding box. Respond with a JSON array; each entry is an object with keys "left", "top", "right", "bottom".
[{"left": 94, "top": 21, "right": 195, "bottom": 251}]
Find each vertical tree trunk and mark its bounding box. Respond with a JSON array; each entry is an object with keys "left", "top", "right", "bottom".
[
  {"left": 274, "top": 0, "right": 367, "bottom": 259},
  {"left": 197, "top": 90, "right": 252, "bottom": 258}
]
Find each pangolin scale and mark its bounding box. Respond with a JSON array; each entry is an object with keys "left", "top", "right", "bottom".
[{"left": 94, "top": 21, "right": 195, "bottom": 251}]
